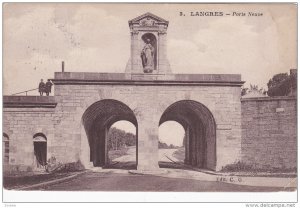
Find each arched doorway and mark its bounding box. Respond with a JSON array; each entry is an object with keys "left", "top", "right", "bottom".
[
  {"left": 82, "top": 99, "right": 138, "bottom": 169},
  {"left": 159, "top": 100, "right": 216, "bottom": 170},
  {"left": 33, "top": 133, "right": 47, "bottom": 169}
]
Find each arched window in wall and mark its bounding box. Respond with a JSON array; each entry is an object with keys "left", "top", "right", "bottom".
[
  {"left": 33, "top": 133, "right": 47, "bottom": 168},
  {"left": 3, "top": 133, "right": 9, "bottom": 164}
]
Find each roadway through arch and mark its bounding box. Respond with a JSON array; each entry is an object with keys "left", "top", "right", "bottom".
[
  {"left": 159, "top": 100, "right": 216, "bottom": 170},
  {"left": 82, "top": 99, "right": 138, "bottom": 168}
]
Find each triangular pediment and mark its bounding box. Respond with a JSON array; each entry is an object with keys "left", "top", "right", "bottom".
[{"left": 129, "top": 12, "right": 168, "bottom": 26}]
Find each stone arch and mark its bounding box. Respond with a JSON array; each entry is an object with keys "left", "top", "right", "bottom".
[
  {"left": 82, "top": 99, "right": 138, "bottom": 168},
  {"left": 159, "top": 100, "right": 216, "bottom": 170},
  {"left": 33, "top": 133, "right": 47, "bottom": 141},
  {"left": 33, "top": 133, "right": 47, "bottom": 167}
]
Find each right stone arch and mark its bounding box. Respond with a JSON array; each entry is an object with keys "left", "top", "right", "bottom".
[{"left": 159, "top": 100, "right": 216, "bottom": 170}]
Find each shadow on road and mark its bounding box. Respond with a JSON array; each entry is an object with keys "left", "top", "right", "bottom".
[
  {"left": 103, "top": 161, "right": 137, "bottom": 170},
  {"left": 103, "top": 161, "right": 198, "bottom": 172},
  {"left": 159, "top": 161, "right": 193, "bottom": 170}
]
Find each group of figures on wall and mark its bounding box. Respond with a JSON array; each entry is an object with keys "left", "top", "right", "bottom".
[{"left": 38, "top": 79, "right": 53, "bottom": 96}]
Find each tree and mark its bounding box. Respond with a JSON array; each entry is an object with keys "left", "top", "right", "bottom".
[
  {"left": 241, "top": 87, "right": 248, "bottom": 96},
  {"left": 107, "top": 127, "right": 136, "bottom": 151},
  {"left": 124, "top": 132, "right": 136, "bottom": 146},
  {"left": 267, "top": 72, "right": 296, "bottom": 97},
  {"left": 241, "top": 84, "right": 267, "bottom": 96},
  {"left": 158, "top": 141, "right": 168, "bottom": 149},
  {"left": 267, "top": 73, "right": 289, "bottom": 89},
  {"left": 158, "top": 141, "right": 180, "bottom": 149},
  {"left": 250, "top": 84, "right": 258, "bottom": 91}
]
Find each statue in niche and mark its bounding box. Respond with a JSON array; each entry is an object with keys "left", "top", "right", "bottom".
[{"left": 141, "top": 38, "right": 155, "bottom": 73}]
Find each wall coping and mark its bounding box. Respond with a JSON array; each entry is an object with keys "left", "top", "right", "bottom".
[
  {"left": 52, "top": 72, "right": 244, "bottom": 86},
  {"left": 241, "top": 96, "right": 297, "bottom": 102},
  {"left": 3, "top": 96, "right": 57, "bottom": 108}
]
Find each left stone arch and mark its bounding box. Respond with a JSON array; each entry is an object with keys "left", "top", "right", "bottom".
[{"left": 82, "top": 99, "right": 138, "bottom": 167}]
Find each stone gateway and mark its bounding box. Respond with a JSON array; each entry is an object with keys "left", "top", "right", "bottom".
[{"left": 3, "top": 13, "right": 296, "bottom": 173}]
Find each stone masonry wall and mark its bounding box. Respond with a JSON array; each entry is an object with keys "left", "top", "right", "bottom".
[
  {"left": 241, "top": 97, "right": 297, "bottom": 170},
  {"left": 53, "top": 84, "right": 242, "bottom": 171},
  {"left": 3, "top": 75, "right": 243, "bottom": 171},
  {"left": 4, "top": 88, "right": 297, "bottom": 172},
  {"left": 3, "top": 108, "right": 55, "bottom": 171}
]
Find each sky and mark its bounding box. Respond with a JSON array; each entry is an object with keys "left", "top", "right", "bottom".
[{"left": 3, "top": 3, "right": 297, "bottom": 145}]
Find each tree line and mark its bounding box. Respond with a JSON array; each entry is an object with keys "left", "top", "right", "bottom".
[
  {"left": 108, "top": 127, "right": 185, "bottom": 150},
  {"left": 158, "top": 141, "right": 181, "bottom": 149},
  {"left": 107, "top": 127, "right": 136, "bottom": 151},
  {"left": 241, "top": 70, "right": 297, "bottom": 97}
]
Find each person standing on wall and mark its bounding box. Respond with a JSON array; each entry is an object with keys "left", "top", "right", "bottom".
[
  {"left": 45, "top": 79, "right": 53, "bottom": 96},
  {"left": 38, "top": 79, "right": 45, "bottom": 96}
]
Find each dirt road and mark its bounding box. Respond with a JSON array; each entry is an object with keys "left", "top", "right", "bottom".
[
  {"left": 112, "top": 147, "right": 179, "bottom": 163},
  {"left": 32, "top": 171, "right": 294, "bottom": 192}
]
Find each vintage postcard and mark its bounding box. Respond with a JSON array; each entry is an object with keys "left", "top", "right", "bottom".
[{"left": 2, "top": 2, "right": 297, "bottom": 206}]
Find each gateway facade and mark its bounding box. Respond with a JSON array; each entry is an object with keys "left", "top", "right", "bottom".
[{"left": 3, "top": 13, "right": 295, "bottom": 172}]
